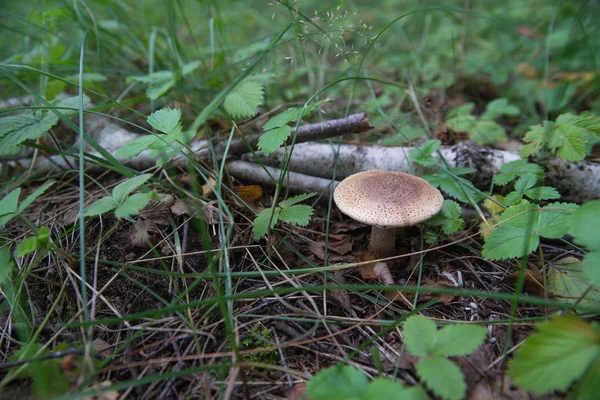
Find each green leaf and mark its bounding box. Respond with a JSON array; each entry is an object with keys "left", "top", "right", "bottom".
[
  {"left": 364, "top": 378, "right": 427, "bottom": 400},
  {"left": 537, "top": 202, "right": 579, "bottom": 238},
  {"left": 16, "top": 236, "right": 43, "bottom": 257},
  {"left": 114, "top": 135, "right": 158, "bottom": 159},
  {"left": 447, "top": 103, "right": 474, "bottom": 118},
  {"left": 112, "top": 174, "right": 153, "bottom": 204},
  {"left": 482, "top": 202, "right": 577, "bottom": 260},
  {"left": 513, "top": 174, "right": 538, "bottom": 193},
  {"left": 481, "top": 98, "right": 520, "bottom": 120},
  {"left": 509, "top": 316, "right": 600, "bottom": 396},
  {"left": 257, "top": 125, "right": 291, "bottom": 154},
  {"left": 416, "top": 356, "right": 466, "bottom": 400},
  {"left": 0, "top": 246, "right": 15, "bottom": 285},
  {"left": 263, "top": 108, "right": 303, "bottom": 131},
  {"left": 403, "top": 316, "right": 437, "bottom": 357},
  {"left": 0, "top": 188, "right": 21, "bottom": 227},
  {"left": 128, "top": 70, "right": 175, "bottom": 100},
  {"left": 445, "top": 112, "right": 507, "bottom": 146},
  {"left": 493, "top": 160, "right": 544, "bottom": 186},
  {"left": 18, "top": 181, "right": 55, "bottom": 213},
  {"left": 423, "top": 170, "right": 481, "bottom": 203},
  {"left": 8, "top": 342, "right": 71, "bottom": 397},
  {"left": 252, "top": 208, "right": 280, "bottom": 240},
  {"left": 224, "top": 80, "right": 264, "bottom": 120},
  {"left": 433, "top": 324, "right": 487, "bottom": 357},
  {"left": 427, "top": 200, "right": 464, "bottom": 234},
  {"left": 307, "top": 365, "right": 368, "bottom": 400},
  {"left": 54, "top": 94, "right": 91, "bottom": 113},
  {"left": 571, "top": 356, "right": 600, "bottom": 400},
  {"left": 0, "top": 110, "right": 58, "bottom": 155},
  {"left": 524, "top": 186, "right": 560, "bottom": 201},
  {"left": 84, "top": 196, "right": 117, "bottom": 217},
  {"left": 570, "top": 200, "right": 600, "bottom": 250},
  {"left": 584, "top": 251, "right": 600, "bottom": 288},
  {"left": 279, "top": 193, "right": 317, "bottom": 208},
  {"left": 278, "top": 204, "right": 313, "bottom": 227},
  {"left": 548, "top": 257, "right": 600, "bottom": 310},
  {"left": 147, "top": 108, "right": 182, "bottom": 134},
  {"left": 521, "top": 113, "right": 600, "bottom": 162},
  {"left": 115, "top": 192, "right": 156, "bottom": 219},
  {"left": 410, "top": 139, "right": 440, "bottom": 167}
]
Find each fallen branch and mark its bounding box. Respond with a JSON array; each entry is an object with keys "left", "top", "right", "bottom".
[
  {"left": 227, "top": 160, "right": 336, "bottom": 195},
  {"left": 242, "top": 141, "right": 600, "bottom": 203},
  {"left": 1, "top": 113, "right": 371, "bottom": 174}
]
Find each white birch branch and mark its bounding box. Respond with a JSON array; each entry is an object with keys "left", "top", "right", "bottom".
[{"left": 242, "top": 141, "right": 600, "bottom": 203}]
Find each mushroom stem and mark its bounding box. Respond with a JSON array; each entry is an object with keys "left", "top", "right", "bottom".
[{"left": 369, "top": 226, "right": 397, "bottom": 258}]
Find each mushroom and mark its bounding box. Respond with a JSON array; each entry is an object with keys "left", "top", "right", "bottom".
[{"left": 333, "top": 170, "right": 444, "bottom": 258}]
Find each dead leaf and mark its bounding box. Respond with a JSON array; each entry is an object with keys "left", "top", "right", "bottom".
[
  {"left": 507, "top": 268, "right": 544, "bottom": 297},
  {"left": 129, "top": 220, "right": 159, "bottom": 248},
  {"left": 356, "top": 250, "right": 378, "bottom": 280},
  {"left": 202, "top": 178, "right": 217, "bottom": 198},
  {"left": 309, "top": 235, "right": 355, "bottom": 263},
  {"left": 92, "top": 338, "right": 112, "bottom": 356},
  {"left": 418, "top": 277, "right": 455, "bottom": 305},
  {"left": 548, "top": 257, "right": 600, "bottom": 311},
  {"left": 288, "top": 382, "right": 307, "bottom": 400},
  {"left": 234, "top": 185, "right": 263, "bottom": 210},
  {"left": 138, "top": 197, "right": 174, "bottom": 226},
  {"left": 331, "top": 270, "right": 353, "bottom": 313}
]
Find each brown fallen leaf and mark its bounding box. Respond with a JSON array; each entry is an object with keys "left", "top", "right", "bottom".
[
  {"left": 507, "top": 268, "right": 544, "bottom": 298},
  {"left": 202, "top": 177, "right": 217, "bottom": 197},
  {"left": 288, "top": 382, "right": 307, "bottom": 400},
  {"left": 417, "top": 277, "right": 455, "bottom": 306},
  {"left": 234, "top": 185, "right": 263, "bottom": 210},
  {"left": 355, "top": 250, "right": 378, "bottom": 280}
]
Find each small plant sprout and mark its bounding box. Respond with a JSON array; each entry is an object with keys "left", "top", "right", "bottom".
[
  {"left": 333, "top": 170, "right": 444, "bottom": 258},
  {"left": 252, "top": 192, "right": 316, "bottom": 240}
]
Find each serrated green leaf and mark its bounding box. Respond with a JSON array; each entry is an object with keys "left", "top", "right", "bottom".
[
  {"left": 548, "top": 257, "right": 600, "bottom": 310},
  {"left": 483, "top": 224, "right": 540, "bottom": 260},
  {"left": 257, "top": 125, "right": 291, "bottom": 154},
  {"left": 503, "top": 191, "right": 523, "bottom": 206},
  {"left": 537, "top": 202, "right": 578, "bottom": 238},
  {"left": 481, "top": 98, "right": 520, "bottom": 120},
  {"left": 279, "top": 192, "right": 316, "bottom": 208},
  {"left": 0, "top": 111, "right": 58, "bottom": 155},
  {"left": 115, "top": 192, "right": 155, "bottom": 219},
  {"left": 522, "top": 113, "right": 600, "bottom": 162},
  {"left": 114, "top": 135, "right": 158, "bottom": 159},
  {"left": 279, "top": 204, "right": 313, "bottom": 227},
  {"left": 0, "top": 188, "right": 21, "bottom": 228},
  {"left": 263, "top": 108, "right": 303, "bottom": 131},
  {"left": 423, "top": 171, "right": 481, "bottom": 203},
  {"left": 508, "top": 316, "right": 600, "bottom": 396},
  {"left": 224, "top": 80, "right": 264, "bottom": 120},
  {"left": 427, "top": 200, "right": 464, "bottom": 234},
  {"left": 524, "top": 186, "right": 560, "bottom": 201},
  {"left": 417, "top": 356, "right": 466, "bottom": 400},
  {"left": 18, "top": 182, "right": 55, "bottom": 213},
  {"left": 433, "top": 324, "right": 487, "bottom": 357},
  {"left": 483, "top": 202, "right": 577, "bottom": 260},
  {"left": 147, "top": 108, "right": 182, "bottom": 134},
  {"left": 493, "top": 160, "right": 545, "bottom": 186},
  {"left": 403, "top": 316, "right": 437, "bottom": 357},
  {"left": 84, "top": 196, "right": 117, "bottom": 217},
  {"left": 513, "top": 174, "right": 538, "bottom": 193},
  {"left": 252, "top": 208, "right": 280, "bottom": 240},
  {"left": 570, "top": 200, "right": 600, "bottom": 250},
  {"left": 410, "top": 139, "right": 440, "bottom": 167},
  {"left": 307, "top": 365, "right": 368, "bottom": 400},
  {"left": 112, "top": 174, "right": 153, "bottom": 204},
  {"left": 447, "top": 103, "right": 474, "bottom": 118}
]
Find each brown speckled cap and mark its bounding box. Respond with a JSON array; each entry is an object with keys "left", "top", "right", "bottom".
[{"left": 333, "top": 170, "right": 444, "bottom": 227}]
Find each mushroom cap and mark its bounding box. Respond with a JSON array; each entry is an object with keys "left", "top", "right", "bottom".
[{"left": 333, "top": 170, "right": 444, "bottom": 227}]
